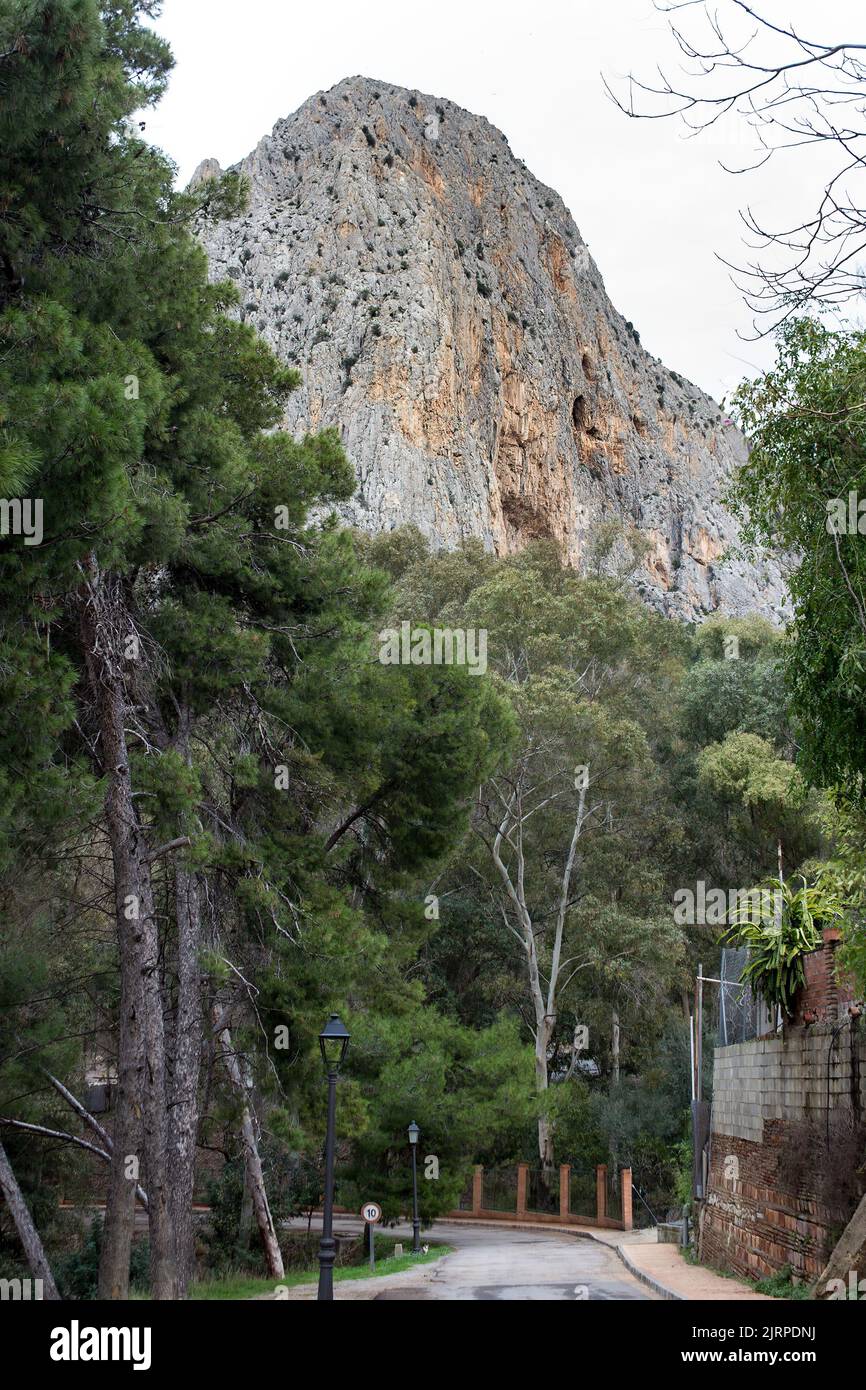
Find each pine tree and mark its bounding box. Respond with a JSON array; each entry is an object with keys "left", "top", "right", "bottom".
[{"left": 1, "top": 1, "right": 510, "bottom": 1296}]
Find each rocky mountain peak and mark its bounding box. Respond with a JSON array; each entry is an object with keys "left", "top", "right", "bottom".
[{"left": 197, "top": 75, "right": 785, "bottom": 622}]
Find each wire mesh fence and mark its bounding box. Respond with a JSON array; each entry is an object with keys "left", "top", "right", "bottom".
[
  {"left": 716, "top": 947, "right": 777, "bottom": 1045},
  {"left": 525, "top": 1167, "right": 559, "bottom": 1215},
  {"left": 457, "top": 1175, "right": 474, "bottom": 1211},
  {"left": 606, "top": 1170, "right": 623, "bottom": 1224},
  {"left": 569, "top": 1167, "right": 597, "bottom": 1220},
  {"left": 482, "top": 1164, "right": 518, "bottom": 1213},
  {"left": 717, "top": 946, "right": 755, "bottom": 1044}
]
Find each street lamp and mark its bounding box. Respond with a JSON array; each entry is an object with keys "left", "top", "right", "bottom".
[
  {"left": 317, "top": 1013, "right": 350, "bottom": 1301},
  {"left": 408, "top": 1121, "right": 421, "bottom": 1254}
]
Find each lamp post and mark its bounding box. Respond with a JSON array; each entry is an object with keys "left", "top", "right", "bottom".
[
  {"left": 317, "top": 1013, "right": 350, "bottom": 1301},
  {"left": 408, "top": 1121, "right": 421, "bottom": 1254}
]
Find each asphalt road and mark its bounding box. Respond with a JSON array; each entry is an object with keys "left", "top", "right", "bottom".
[{"left": 288, "top": 1217, "right": 658, "bottom": 1301}]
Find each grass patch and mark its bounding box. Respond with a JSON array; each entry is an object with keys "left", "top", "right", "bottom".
[
  {"left": 753, "top": 1265, "right": 812, "bottom": 1300},
  {"left": 329, "top": 1242, "right": 450, "bottom": 1283},
  {"left": 679, "top": 1247, "right": 811, "bottom": 1299},
  {"left": 187, "top": 1242, "right": 451, "bottom": 1300}
]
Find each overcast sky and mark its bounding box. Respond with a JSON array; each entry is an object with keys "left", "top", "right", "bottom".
[{"left": 144, "top": 0, "right": 862, "bottom": 402}]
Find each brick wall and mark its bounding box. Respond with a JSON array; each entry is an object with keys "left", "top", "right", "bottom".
[
  {"left": 701, "top": 1021, "right": 866, "bottom": 1282},
  {"left": 793, "top": 932, "right": 856, "bottom": 1026}
]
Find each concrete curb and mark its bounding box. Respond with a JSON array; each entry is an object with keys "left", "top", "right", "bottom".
[
  {"left": 614, "top": 1242, "right": 686, "bottom": 1301},
  {"left": 316, "top": 1211, "right": 618, "bottom": 1239},
  {"left": 429, "top": 1216, "right": 595, "bottom": 1239}
]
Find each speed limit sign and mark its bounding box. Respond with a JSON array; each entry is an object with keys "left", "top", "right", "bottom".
[{"left": 361, "top": 1202, "right": 381, "bottom": 1271}]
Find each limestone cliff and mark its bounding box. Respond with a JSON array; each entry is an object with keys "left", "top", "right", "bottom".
[{"left": 195, "top": 76, "right": 785, "bottom": 621}]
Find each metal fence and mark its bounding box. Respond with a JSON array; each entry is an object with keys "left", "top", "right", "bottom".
[
  {"left": 525, "top": 1168, "right": 559, "bottom": 1215},
  {"left": 606, "top": 1169, "right": 623, "bottom": 1224},
  {"left": 457, "top": 1176, "right": 474, "bottom": 1211},
  {"left": 482, "top": 1164, "right": 518, "bottom": 1213},
  {"left": 454, "top": 1161, "right": 631, "bottom": 1228},
  {"left": 569, "top": 1167, "right": 597, "bottom": 1220},
  {"left": 716, "top": 946, "right": 778, "bottom": 1045},
  {"left": 630, "top": 1181, "right": 679, "bottom": 1229}
]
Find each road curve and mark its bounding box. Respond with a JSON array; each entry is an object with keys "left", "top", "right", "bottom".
[{"left": 286, "top": 1217, "right": 658, "bottom": 1301}]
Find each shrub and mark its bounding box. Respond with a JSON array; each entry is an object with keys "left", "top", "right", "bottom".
[
  {"left": 56, "top": 1217, "right": 150, "bottom": 1300},
  {"left": 203, "top": 1155, "right": 324, "bottom": 1275}
]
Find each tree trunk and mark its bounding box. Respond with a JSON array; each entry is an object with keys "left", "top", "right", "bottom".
[
  {"left": 537, "top": 1114, "right": 555, "bottom": 1172},
  {"left": 535, "top": 1014, "right": 555, "bottom": 1171},
  {"left": 813, "top": 1190, "right": 866, "bottom": 1298},
  {"left": 137, "top": 847, "right": 176, "bottom": 1299},
  {"left": 96, "top": 1020, "right": 141, "bottom": 1298},
  {"left": 213, "top": 1010, "right": 285, "bottom": 1279},
  {"left": 77, "top": 563, "right": 176, "bottom": 1300},
  {"left": 166, "top": 862, "right": 202, "bottom": 1296},
  {"left": 134, "top": 699, "right": 205, "bottom": 1298},
  {"left": 612, "top": 1009, "right": 620, "bottom": 1085},
  {"left": 237, "top": 1170, "right": 254, "bottom": 1258},
  {"left": 0, "top": 1139, "right": 60, "bottom": 1299},
  {"left": 489, "top": 774, "right": 589, "bottom": 1177}
]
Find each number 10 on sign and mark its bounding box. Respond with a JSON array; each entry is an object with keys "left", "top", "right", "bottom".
[{"left": 361, "top": 1202, "right": 381, "bottom": 1271}]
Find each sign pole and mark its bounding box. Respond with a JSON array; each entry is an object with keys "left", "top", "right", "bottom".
[{"left": 360, "top": 1201, "right": 381, "bottom": 1273}]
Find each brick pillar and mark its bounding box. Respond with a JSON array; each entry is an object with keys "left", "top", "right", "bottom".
[
  {"left": 823, "top": 926, "right": 841, "bottom": 1019},
  {"left": 472, "top": 1164, "right": 483, "bottom": 1215},
  {"left": 516, "top": 1162, "right": 529, "bottom": 1218},
  {"left": 559, "top": 1164, "right": 571, "bottom": 1221},
  {"left": 595, "top": 1163, "right": 607, "bottom": 1222},
  {"left": 621, "top": 1167, "right": 633, "bottom": 1231}
]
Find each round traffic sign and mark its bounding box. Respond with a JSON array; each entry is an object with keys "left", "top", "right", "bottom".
[{"left": 361, "top": 1202, "right": 382, "bottom": 1224}]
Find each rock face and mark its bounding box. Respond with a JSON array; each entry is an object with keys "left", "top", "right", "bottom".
[{"left": 197, "top": 76, "right": 785, "bottom": 621}]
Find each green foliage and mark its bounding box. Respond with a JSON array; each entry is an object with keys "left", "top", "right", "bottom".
[
  {"left": 681, "top": 618, "right": 784, "bottom": 746},
  {"left": 698, "top": 732, "right": 803, "bottom": 814},
  {"left": 672, "top": 1136, "right": 694, "bottom": 1209},
  {"left": 3, "top": 3, "right": 849, "bottom": 1287},
  {"left": 753, "top": 1265, "right": 812, "bottom": 1300},
  {"left": 203, "top": 1145, "right": 336, "bottom": 1277},
  {"left": 810, "top": 793, "right": 866, "bottom": 994},
  {"left": 56, "top": 1218, "right": 150, "bottom": 1300},
  {"left": 731, "top": 319, "right": 866, "bottom": 792},
  {"left": 0, "top": 3, "right": 518, "bottom": 1255},
  {"left": 723, "top": 872, "right": 847, "bottom": 1013},
  {"left": 340, "top": 1011, "right": 535, "bottom": 1222}
]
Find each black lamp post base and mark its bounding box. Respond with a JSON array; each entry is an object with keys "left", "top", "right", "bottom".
[
  {"left": 318, "top": 1063, "right": 340, "bottom": 1302},
  {"left": 410, "top": 1133, "right": 421, "bottom": 1254},
  {"left": 318, "top": 1236, "right": 336, "bottom": 1301}
]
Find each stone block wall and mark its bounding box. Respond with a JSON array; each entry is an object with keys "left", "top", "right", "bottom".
[{"left": 701, "top": 1021, "right": 866, "bottom": 1282}]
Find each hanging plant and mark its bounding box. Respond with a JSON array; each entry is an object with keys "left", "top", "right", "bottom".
[{"left": 721, "top": 872, "right": 848, "bottom": 1016}]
